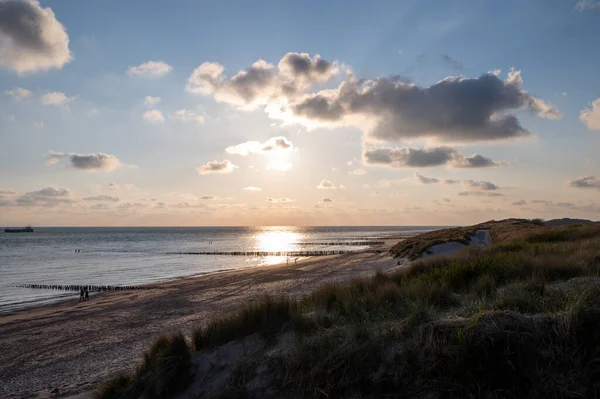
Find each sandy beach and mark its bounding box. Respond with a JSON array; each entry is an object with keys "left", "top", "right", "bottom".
[{"left": 0, "top": 248, "right": 402, "bottom": 399}]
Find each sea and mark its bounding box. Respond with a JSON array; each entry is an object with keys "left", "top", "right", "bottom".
[{"left": 0, "top": 226, "right": 437, "bottom": 313}]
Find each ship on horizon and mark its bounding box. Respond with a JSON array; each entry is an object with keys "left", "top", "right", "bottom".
[{"left": 4, "top": 225, "right": 34, "bottom": 233}]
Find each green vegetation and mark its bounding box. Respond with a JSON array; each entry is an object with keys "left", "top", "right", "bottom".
[{"left": 97, "top": 222, "right": 600, "bottom": 399}]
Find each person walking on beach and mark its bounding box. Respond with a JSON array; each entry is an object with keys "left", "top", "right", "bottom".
[
  {"left": 79, "top": 288, "right": 84, "bottom": 302},
  {"left": 84, "top": 287, "right": 89, "bottom": 301}
]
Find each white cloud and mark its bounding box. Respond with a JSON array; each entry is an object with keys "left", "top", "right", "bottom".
[
  {"left": 225, "top": 136, "right": 294, "bottom": 156},
  {"left": 127, "top": 61, "right": 172, "bottom": 78},
  {"left": 580, "top": 99, "right": 600, "bottom": 131},
  {"left": 331, "top": 167, "right": 338, "bottom": 171},
  {"left": 197, "top": 160, "right": 238, "bottom": 175},
  {"left": 244, "top": 186, "right": 262, "bottom": 191},
  {"left": 144, "top": 96, "right": 161, "bottom": 106},
  {"left": 317, "top": 179, "right": 344, "bottom": 189},
  {"left": 348, "top": 168, "right": 367, "bottom": 175},
  {"left": 170, "top": 109, "right": 205, "bottom": 124},
  {"left": 186, "top": 52, "right": 339, "bottom": 108},
  {"left": 42, "top": 91, "right": 74, "bottom": 107},
  {"left": 4, "top": 87, "right": 32, "bottom": 100},
  {"left": 143, "top": 109, "right": 165, "bottom": 123},
  {"left": 0, "top": 0, "right": 72, "bottom": 74},
  {"left": 576, "top": 0, "right": 600, "bottom": 10},
  {"left": 46, "top": 151, "right": 123, "bottom": 171}
]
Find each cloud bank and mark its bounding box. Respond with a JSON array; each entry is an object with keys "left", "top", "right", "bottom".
[{"left": 363, "top": 146, "right": 504, "bottom": 168}]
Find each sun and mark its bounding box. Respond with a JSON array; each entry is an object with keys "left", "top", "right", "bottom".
[{"left": 266, "top": 147, "right": 293, "bottom": 171}]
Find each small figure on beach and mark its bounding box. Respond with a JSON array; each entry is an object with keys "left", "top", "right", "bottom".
[
  {"left": 79, "top": 287, "right": 84, "bottom": 302},
  {"left": 84, "top": 287, "right": 89, "bottom": 301}
]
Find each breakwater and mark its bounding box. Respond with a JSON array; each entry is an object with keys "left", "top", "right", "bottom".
[
  {"left": 166, "top": 249, "right": 386, "bottom": 256},
  {"left": 13, "top": 284, "right": 162, "bottom": 292}
]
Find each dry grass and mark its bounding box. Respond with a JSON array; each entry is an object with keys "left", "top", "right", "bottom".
[
  {"left": 193, "top": 295, "right": 300, "bottom": 351},
  {"left": 97, "top": 222, "right": 600, "bottom": 398},
  {"left": 390, "top": 218, "right": 553, "bottom": 260}
]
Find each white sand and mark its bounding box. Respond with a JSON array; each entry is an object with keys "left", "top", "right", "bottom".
[{"left": 421, "top": 229, "right": 492, "bottom": 258}]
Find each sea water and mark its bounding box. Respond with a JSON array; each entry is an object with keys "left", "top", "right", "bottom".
[{"left": 0, "top": 226, "right": 435, "bottom": 313}]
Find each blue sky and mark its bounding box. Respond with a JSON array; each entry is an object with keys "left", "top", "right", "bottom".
[{"left": 1, "top": 0, "right": 599, "bottom": 226}]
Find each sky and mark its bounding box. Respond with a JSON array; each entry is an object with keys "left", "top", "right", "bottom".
[{"left": 1, "top": 0, "right": 600, "bottom": 226}]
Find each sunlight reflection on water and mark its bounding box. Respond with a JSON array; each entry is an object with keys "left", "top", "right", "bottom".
[{"left": 255, "top": 226, "right": 301, "bottom": 265}]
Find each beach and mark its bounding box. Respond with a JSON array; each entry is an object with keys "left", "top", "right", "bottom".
[{"left": 0, "top": 248, "right": 402, "bottom": 399}]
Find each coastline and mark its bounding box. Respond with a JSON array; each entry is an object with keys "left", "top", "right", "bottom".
[{"left": 0, "top": 246, "right": 404, "bottom": 399}]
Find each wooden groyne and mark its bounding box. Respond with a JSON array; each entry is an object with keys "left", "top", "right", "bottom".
[
  {"left": 166, "top": 249, "right": 386, "bottom": 256},
  {"left": 13, "top": 284, "right": 163, "bottom": 292},
  {"left": 297, "top": 241, "right": 385, "bottom": 246}
]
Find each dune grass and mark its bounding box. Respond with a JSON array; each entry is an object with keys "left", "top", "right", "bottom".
[
  {"left": 97, "top": 222, "right": 600, "bottom": 399},
  {"left": 96, "top": 333, "right": 191, "bottom": 399}
]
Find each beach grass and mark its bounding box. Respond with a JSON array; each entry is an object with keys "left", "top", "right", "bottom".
[{"left": 96, "top": 221, "right": 600, "bottom": 399}]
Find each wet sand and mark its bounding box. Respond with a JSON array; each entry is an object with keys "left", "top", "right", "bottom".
[{"left": 0, "top": 248, "right": 404, "bottom": 399}]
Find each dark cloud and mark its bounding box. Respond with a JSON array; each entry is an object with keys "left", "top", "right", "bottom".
[
  {"left": 512, "top": 200, "right": 527, "bottom": 206},
  {"left": 569, "top": 176, "right": 600, "bottom": 189},
  {"left": 444, "top": 179, "right": 459, "bottom": 185},
  {"left": 83, "top": 195, "right": 119, "bottom": 202},
  {"left": 362, "top": 146, "right": 505, "bottom": 169},
  {"left": 441, "top": 54, "right": 464, "bottom": 70},
  {"left": 291, "top": 69, "right": 560, "bottom": 143},
  {"left": 278, "top": 52, "right": 338, "bottom": 85},
  {"left": 456, "top": 154, "right": 504, "bottom": 168},
  {"left": 16, "top": 186, "right": 75, "bottom": 207},
  {"left": 462, "top": 180, "right": 499, "bottom": 191},
  {"left": 91, "top": 203, "right": 110, "bottom": 210},
  {"left": 414, "top": 172, "right": 439, "bottom": 184},
  {"left": 0, "top": 0, "right": 71, "bottom": 74},
  {"left": 47, "top": 151, "right": 122, "bottom": 171},
  {"left": 321, "top": 197, "right": 333, "bottom": 203},
  {"left": 200, "top": 195, "right": 218, "bottom": 200},
  {"left": 0, "top": 189, "right": 16, "bottom": 195},
  {"left": 458, "top": 191, "right": 504, "bottom": 197},
  {"left": 196, "top": 160, "right": 238, "bottom": 175}
]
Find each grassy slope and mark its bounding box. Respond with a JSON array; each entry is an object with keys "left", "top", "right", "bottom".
[
  {"left": 389, "top": 218, "right": 545, "bottom": 260},
  {"left": 98, "top": 221, "right": 600, "bottom": 399}
]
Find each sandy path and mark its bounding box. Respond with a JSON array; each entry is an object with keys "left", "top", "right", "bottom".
[{"left": 0, "top": 249, "right": 402, "bottom": 399}]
